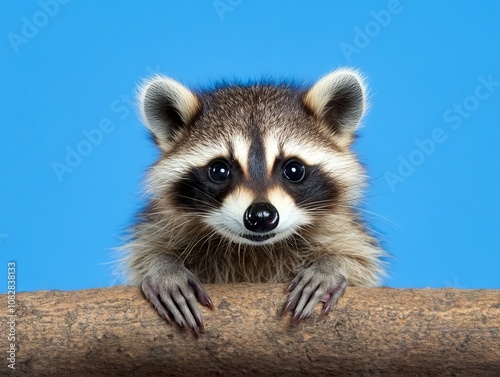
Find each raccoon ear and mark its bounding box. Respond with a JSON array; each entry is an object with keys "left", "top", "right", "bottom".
[
  {"left": 303, "top": 69, "right": 367, "bottom": 136},
  {"left": 138, "top": 75, "right": 200, "bottom": 150}
]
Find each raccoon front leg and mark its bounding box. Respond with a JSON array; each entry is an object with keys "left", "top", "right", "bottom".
[
  {"left": 283, "top": 255, "right": 348, "bottom": 325},
  {"left": 141, "top": 257, "right": 214, "bottom": 337}
]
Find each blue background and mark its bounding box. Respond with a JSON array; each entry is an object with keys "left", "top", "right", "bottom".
[{"left": 2, "top": 1, "right": 499, "bottom": 293}]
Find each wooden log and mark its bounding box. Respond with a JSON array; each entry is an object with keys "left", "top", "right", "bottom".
[{"left": 4, "top": 285, "right": 500, "bottom": 376}]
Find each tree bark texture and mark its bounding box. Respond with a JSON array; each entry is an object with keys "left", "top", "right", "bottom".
[{"left": 4, "top": 285, "right": 500, "bottom": 376}]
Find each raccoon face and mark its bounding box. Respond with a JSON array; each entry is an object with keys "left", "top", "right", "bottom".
[{"left": 138, "top": 69, "right": 367, "bottom": 246}]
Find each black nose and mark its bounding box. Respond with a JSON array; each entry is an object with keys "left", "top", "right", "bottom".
[{"left": 243, "top": 203, "right": 279, "bottom": 233}]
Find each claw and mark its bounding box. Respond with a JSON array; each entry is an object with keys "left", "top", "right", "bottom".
[
  {"left": 320, "top": 277, "right": 347, "bottom": 316},
  {"left": 291, "top": 310, "right": 304, "bottom": 325},
  {"left": 283, "top": 269, "right": 347, "bottom": 325},
  {"left": 142, "top": 278, "right": 174, "bottom": 325},
  {"left": 186, "top": 322, "right": 200, "bottom": 338},
  {"left": 282, "top": 299, "right": 294, "bottom": 314},
  {"left": 141, "top": 269, "right": 213, "bottom": 336},
  {"left": 282, "top": 290, "right": 300, "bottom": 314},
  {"left": 190, "top": 278, "right": 214, "bottom": 310},
  {"left": 286, "top": 271, "right": 305, "bottom": 292},
  {"left": 286, "top": 277, "right": 299, "bottom": 292}
]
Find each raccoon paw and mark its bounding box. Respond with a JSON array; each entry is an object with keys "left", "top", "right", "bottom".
[
  {"left": 141, "top": 270, "right": 214, "bottom": 337},
  {"left": 283, "top": 268, "right": 347, "bottom": 325}
]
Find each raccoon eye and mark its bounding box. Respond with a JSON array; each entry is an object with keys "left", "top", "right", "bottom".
[
  {"left": 283, "top": 159, "right": 306, "bottom": 182},
  {"left": 208, "top": 160, "right": 231, "bottom": 183}
]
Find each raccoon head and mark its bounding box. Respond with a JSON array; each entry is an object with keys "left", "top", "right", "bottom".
[{"left": 138, "top": 69, "right": 367, "bottom": 246}]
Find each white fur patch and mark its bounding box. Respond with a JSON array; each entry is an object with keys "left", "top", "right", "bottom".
[
  {"left": 264, "top": 133, "right": 280, "bottom": 175},
  {"left": 231, "top": 135, "right": 251, "bottom": 177},
  {"left": 266, "top": 186, "right": 312, "bottom": 233},
  {"left": 203, "top": 186, "right": 254, "bottom": 242}
]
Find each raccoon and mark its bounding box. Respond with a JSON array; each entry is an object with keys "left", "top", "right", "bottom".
[{"left": 125, "top": 68, "right": 386, "bottom": 336}]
